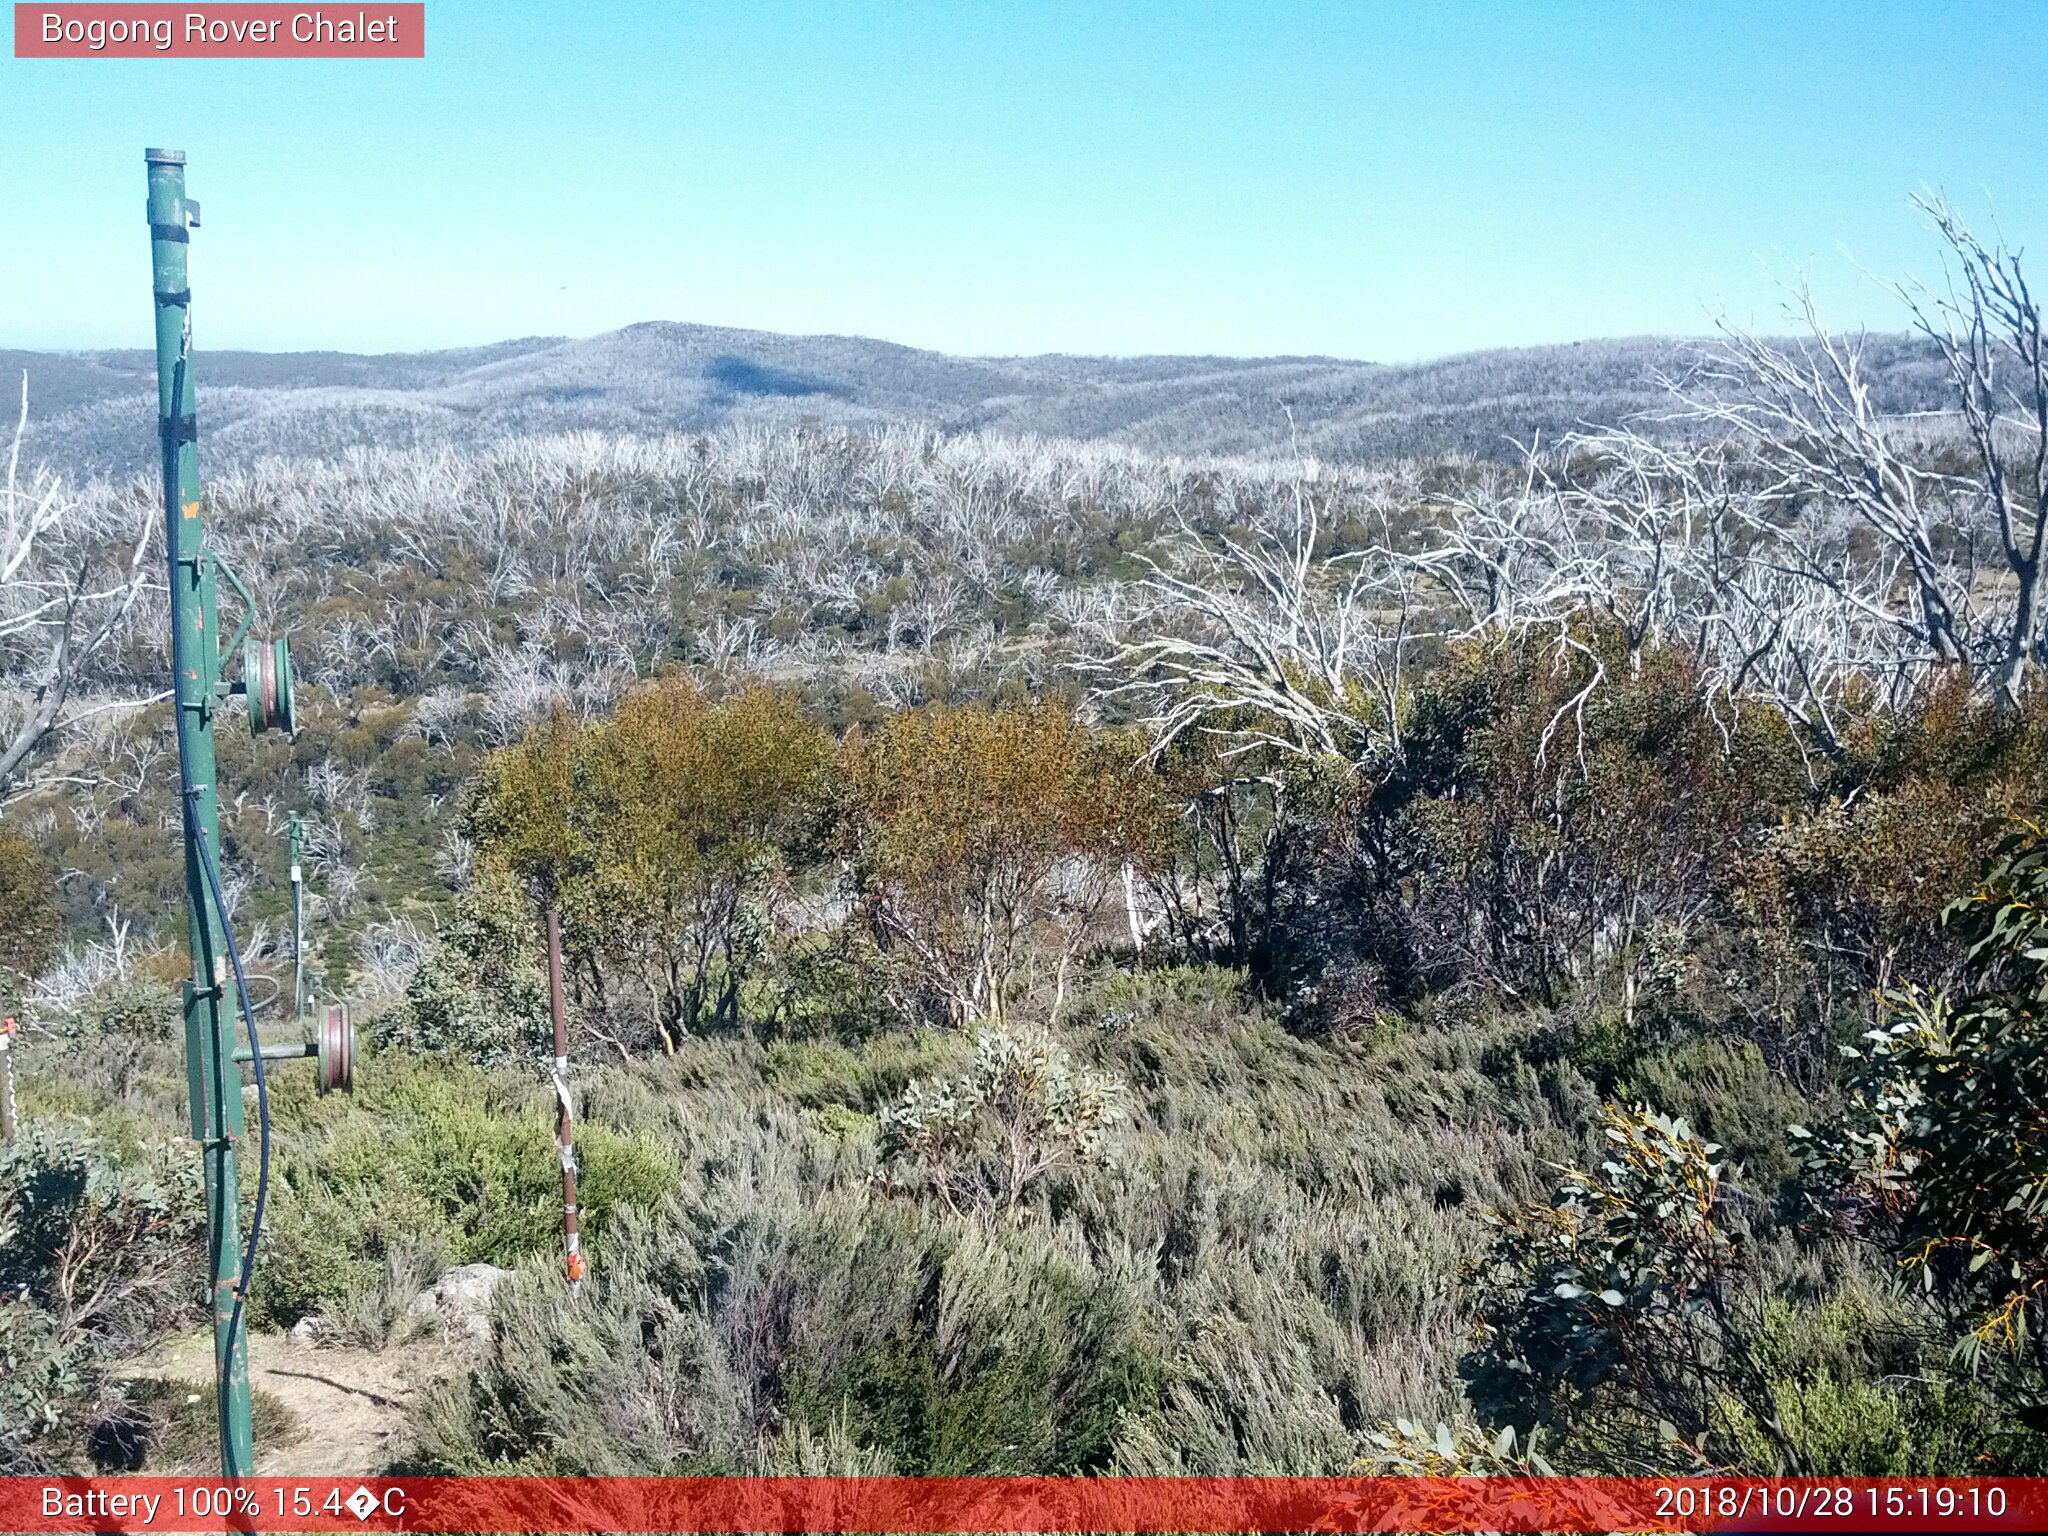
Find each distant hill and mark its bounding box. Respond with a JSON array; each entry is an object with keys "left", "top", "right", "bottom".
[{"left": 0, "top": 322, "right": 1956, "bottom": 480}]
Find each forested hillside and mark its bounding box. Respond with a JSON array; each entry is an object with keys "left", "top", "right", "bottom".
[
  {"left": 5, "top": 203, "right": 2048, "bottom": 1481},
  {"left": 5, "top": 324, "right": 1954, "bottom": 480}
]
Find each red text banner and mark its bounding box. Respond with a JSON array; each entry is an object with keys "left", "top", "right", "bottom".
[
  {"left": 14, "top": 5, "right": 424, "bottom": 57},
  {"left": 3, "top": 1475, "right": 2046, "bottom": 1533}
]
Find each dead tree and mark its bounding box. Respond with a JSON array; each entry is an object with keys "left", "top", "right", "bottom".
[
  {"left": 1669, "top": 197, "right": 2047, "bottom": 710},
  {"left": 1897, "top": 193, "right": 2048, "bottom": 709},
  {"left": 1088, "top": 477, "right": 1417, "bottom": 767},
  {"left": 1674, "top": 297, "right": 1972, "bottom": 674},
  {"left": 0, "top": 378, "right": 155, "bottom": 801}
]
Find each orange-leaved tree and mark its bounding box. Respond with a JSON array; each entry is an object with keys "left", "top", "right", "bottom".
[
  {"left": 570, "top": 676, "right": 833, "bottom": 1048},
  {"left": 467, "top": 706, "right": 579, "bottom": 908},
  {"left": 840, "top": 699, "right": 1171, "bottom": 1025},
  {"left": 465, "top": 679, "right": 833, "bottom": 1052}
]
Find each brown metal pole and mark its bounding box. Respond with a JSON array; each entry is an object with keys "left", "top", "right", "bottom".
[
  {"left": 545, "top": 906, "right": 583, "bottom": 1297},
  {"left": 0, "top": 1017, "right": 18, "bottom": 1146}
]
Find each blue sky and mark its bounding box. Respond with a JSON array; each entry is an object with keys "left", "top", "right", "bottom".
[{"left": 2, "top": 2, "right": 2041, "bottom": 359}]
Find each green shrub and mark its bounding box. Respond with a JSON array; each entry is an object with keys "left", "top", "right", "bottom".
[
  {"left": 1076, "top": 964, "right": 1249, "bottom": 1038},
  {"left": 1555, "top": 1002, "right": 1641, "bottom": 1094},
  {"left": 876, "top": 1023, "right": 1125, "bottom": 1216},
  {"left": 1283, "top": 634, "right": 1796, "bottom": 1016},
  {"left": 0, "top": 826, "right": 61, "bottom": 1006},
  {"left": 252, "top": 1202, "right": 377, "bottom": 1331},
  {"left": 763, "top": 1031, "right": 965, "bottom": 1111},
  {"left": 1796, "top": 822, "right": 2048, "bottom": 1422},
  {"left": 0, "top": 1123, "right": 203, "bottom": 1474},
  {"left": 1356, "top": 1418, "right": 1558, "bottom": 1475},
  {"left": 108, "top": 1378, "right": 305, "bottom": 1473},
  {"left": 1627, "top": 1039, "right": 1810, "bottom": 1201},
  {"left": 386, "top": 866, "right": 548, "bottom": 1066},
  {"left": 757, "top": 928, "right": 898, "bottom": 1042},
  {"left": 0, "top": 1122, "right": 202, "bottom": 1347},
  {"left": 251, "top": 1051, "right": 675, "bottom": 1324},
  {"left": 780, "top": 1239, "right": 1154, "bottom": 1472},
  {"left": 408, "top": 1197, "right": 1162, "bottom": 1475},
  {"left": 317, "top": 1240, "right": 445, "bottom": 1352},
  {"left": 762, "top": 1040, "right": 871, "bottom": 1109},
  {"left": 1725, "top": 1370, "right": 1996, "bottom": 1476},
  {"left": 1462, "top": 1103, "right": 1787, "bottom": 1471},
  {"left": 1711, "top": 1290, "right": 2024, "bottom": 1475},
  {"left": 57, "top": 974, "right": 183, "bottom": 1043},
  {"left": 840, "top": 701, "right": 1171, "bottom": 1024},
  {"left": 463, "top": 680, "right": 836, "bottom": 1048},
  {"left": 0, "top": 1301, "right": 93, "bottom": 1474}
]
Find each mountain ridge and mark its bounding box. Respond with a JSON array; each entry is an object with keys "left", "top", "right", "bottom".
[{"left": 2, "top": 320, "right": 1952, "bottom": 479}]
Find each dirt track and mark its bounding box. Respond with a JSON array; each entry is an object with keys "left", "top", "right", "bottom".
[{"left": 116, "top": 1327, "right": 453, "bottom": 1475}]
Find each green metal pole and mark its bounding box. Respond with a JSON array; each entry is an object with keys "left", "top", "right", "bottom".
[{"left": 148, "top": 147, "right": 256, "bottom": 1478}]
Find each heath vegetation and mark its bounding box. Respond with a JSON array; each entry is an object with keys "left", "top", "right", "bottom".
[{"left": 5, "top": 197, "right": 2048, "bottom": 1477}]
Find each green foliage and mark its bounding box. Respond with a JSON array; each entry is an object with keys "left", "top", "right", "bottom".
[
  {"left": 1714, "top": 1290, "right": 2028, "bottom": 1475},
  {"left": 465, "top": 708, "right": 578, "bottom": 905},
  {"left": 1461, "top": 1071, "right": 2041, "bottom": 1473},
  {"left": 1138, "top": 737, "right": 1281, "bottom": 971},
  {"left": 25, "top": 437, "right": 2048, "bottom": 1480},
  {"left": 1725, "top": 1367, "right": 1998, "bottom": 1476},
  {"left": 43, "top": 972, "right": 183, "bottom": 1044},
  {"left": 779, "top": 1229, "right": 1155, "bottom": 1473},
  {"left": 389, "top": 864, "right": 549, "bottom": 1065},
  {"left": 1733, "top": 773, "right": 2007, "bottom": 1084},
  {"left": 576, "top": 677, "right": 834, "bottom": 1043},
  {"left": 411, "top": 1196, "right": 1161, "bottom": 1475},
  {"left": 0, "top": 825, "right": 61, "bottom": 1004},
  {"left": 756, "top": 926, "right": 897, "bottom": 1042},
  {"left": 0, "top": 1300, "right": 93, "bottom": 1474},
  {"left": 876, "top": 1022, "right": 1125, "bottom": 1215},
  {"left": 0, "top": 1121, "right": 203, "bottom": 1343},
  {"left": 252, "top": 1051, "right": 675, "bottom": 1326},
  {"left": 1363, "top": 635, "right": 1788, "bottom": 1010},
  {"left": 316, "top": 1241, "right": 445, "bottom": 1353},
  {"left": 1255, "top": 637, "right": 2048, "bottom": 1089},
  {"left": 1626, "top": 1039, "right": 1808, "bottom": 1200},
  {"left": 402, "top": 981, "right": 1579, "bottom": 1478},
  {"left": 762, "top": 1030, "right": 961, "bottom": 1112},
  {"left": 109, "top": 1377, "right": 306, "bottom": 1473},
  {"left": 0, "top": 1123, "right": 203, "bottom": 1473},
  {"left": 1463, "top": 1103, "right": 1784, "bottom": 1470},
  {"left": 1075, "top": 962, "right": 1250, "bottom": 1038},
  {"left": 1356, "top": 1417, "right": 1557, "bottom": 1476},
  {"left": 1796, "top": 821, "right": 2048, "bottom": 1420}
]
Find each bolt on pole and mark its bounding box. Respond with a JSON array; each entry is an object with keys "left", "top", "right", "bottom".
[
  {"left": 290, "top": 812, "right": 305, "bottom": 1018},
  {"left": 147, "top": 146, "right": 256, "bottom": 1477}
]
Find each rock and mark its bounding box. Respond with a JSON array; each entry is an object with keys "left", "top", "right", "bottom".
[{"left": 423, "top": 1262, "right": 513, "bottom": 1343}]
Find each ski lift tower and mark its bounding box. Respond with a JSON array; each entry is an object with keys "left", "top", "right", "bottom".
[{"left": 147, "top": 147, "right": 355, "bottom": 1478}]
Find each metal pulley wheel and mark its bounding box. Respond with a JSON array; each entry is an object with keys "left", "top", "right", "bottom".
[
  {"left": 316, "top": 1002, "right": 355, "bottom": 1095},
  {"left": 244, "top": 635, "right": 297, "bottom": 735}
]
